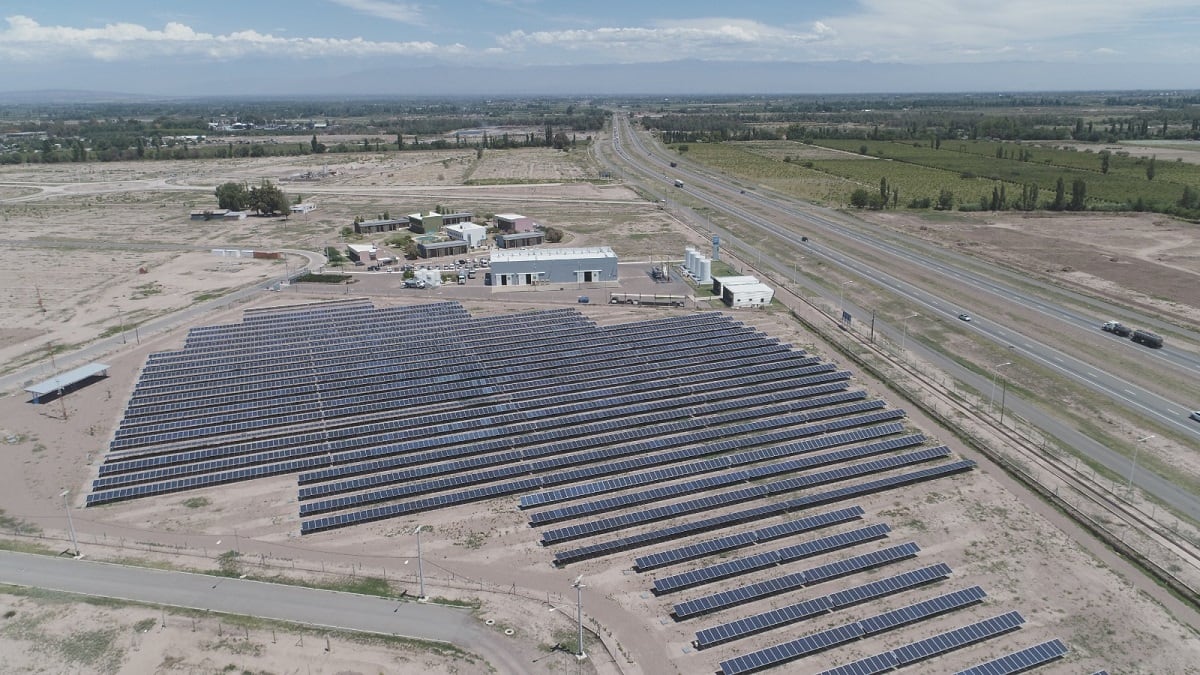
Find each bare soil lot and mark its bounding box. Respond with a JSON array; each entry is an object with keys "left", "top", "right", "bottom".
[{"left": 3, "top": 150, "right": 1200, "bottom": 674}]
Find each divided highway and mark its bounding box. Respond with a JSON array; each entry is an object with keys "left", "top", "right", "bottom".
[{"left": 607, "top": 113, "right": 1200, "bottom": 520}]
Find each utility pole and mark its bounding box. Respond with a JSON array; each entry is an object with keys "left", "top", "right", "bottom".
[
  {"left": 572, "top": 575, "right": 586, "bottom": 660},
  {"left": 60, "top": 489, "right": 79, "bottom": 557},
  {"left": 415, "top": 525, "right": 426, "bottom": 600}
]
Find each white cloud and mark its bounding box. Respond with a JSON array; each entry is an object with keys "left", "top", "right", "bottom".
[
  {"left": 0, "top": 15, "right": 451, "bottom": 62},
  {"left": 329, "top": 0, "right": 423, "bottom": 25}
]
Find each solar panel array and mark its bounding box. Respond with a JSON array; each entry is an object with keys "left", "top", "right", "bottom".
[
  {"left": 718, "top": 594, "right": 1010, "bottom": 675},
  {"left": 953, "top": 639, "right": 1069, "bottom": 675},
  {"left": 85, "top": 298, "right": 1005, "bottom": 674}
]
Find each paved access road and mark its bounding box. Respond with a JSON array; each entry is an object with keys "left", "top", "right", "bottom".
[{"left": 0, "top": 551, "right": 527, "bottom": 673}]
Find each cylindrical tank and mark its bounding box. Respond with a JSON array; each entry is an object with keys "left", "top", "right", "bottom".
[
  {"left": 685, "top": 249, "right": 697, "bottom": 276},
  {"left": 697, "top": 258, "right": 712, "bottom": 283}
]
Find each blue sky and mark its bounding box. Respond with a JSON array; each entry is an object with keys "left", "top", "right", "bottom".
[{"left": 2, "top": 1, "right": 1199, "bottom": 95}]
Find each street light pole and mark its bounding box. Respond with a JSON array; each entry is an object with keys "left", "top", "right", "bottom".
[
  {"left": 988, "top": 362, "right": 1012, "bottom": 418},
  {"left": 572, "top": 575, "right": 586, "bottom": 660},
  {"left": 60, "top": 489, "right": 79, "bottom": 558},
  {"left": 901, "top": 313, "right": 919, "bottom": 353},
  {"left": 414, "top": 525, "right": 426, "bottom": 600},
  {"left": 1127, "top": 435, "right": 1155, "bottom": 497}
]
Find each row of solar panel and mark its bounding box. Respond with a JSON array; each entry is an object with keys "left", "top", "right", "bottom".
[
  {"left": 113, "top": 355, "right": 827, "bottom": 451},
  {"left": 527, "top": 424, "right": 911, "bottom": 525},
  {"left": 179, "top": 301, "right": 470, "bottom": 352},
  {"left": 125, "top": 317, "right": 772, "bottom": 414},
  {"left": 540, "top": 439, "right": 936, "bottom": 546},
  {"left": 123, "top": 333, "right": 794, "bottom": 425},
  {"left": 793, "top": 613, "right": 1033, "bottom": 675},
  {"left": 119, "top": 341, "right": 806, "bottom": 429},
  {"left": 718, "top": 595, "right": 1011, "bottom": 675},
  {"left": 143, "top": 309, "right": 726, "bottom": 385},
  {"left": 186, "top": 300, "right": 466, "bottom": 340},
  {"left": 550, "top": 461, "right": 975, "bottom": 565},
  {"left": 299, "top": 370, "right": 855, "bottom": 483},
  {"left": 102, "top": 370, "right": 854, "bottom": 486},
  {"left": 634, "top": 505, "right": 866, "bottom": 571},
  {"left": 181, "top": 298, "right": 378, "bottom": 338},
  {"left": 673, "top": 542, "right": 921, "bottom": 619},
  {"left": 654, "top": 523, "right": 891, "bottom": 594},
  {"left": 694, "top": 562, "right": 953, "bottom": 648},
  {"left": 120, "top": 345, "right": 819, "bottom": 436},
  {"left": 296, "top": 396, "right": 886, "bottom": 511}
]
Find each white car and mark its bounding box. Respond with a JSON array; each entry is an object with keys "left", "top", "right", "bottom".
[
  {"left": 1190, "top": 411, "right": 1200, "bottom": 423},
  {"left": 957, "top": 313, "right": 972, "bottom": 322}
]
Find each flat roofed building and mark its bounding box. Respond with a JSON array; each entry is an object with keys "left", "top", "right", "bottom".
[
  {"left": 496, "top": 231, "right": 545, "bottom": 249},
  {"left": 445, "top": 222, "right": 488, "bottom": 247},
  {"left": 488, "top": 246, "right": 618, "bottom": 288},
  {"left": 711, "top": 275, "right": 760, "bottom": 296},
  {"left": 417, "top": 240, "right": 470, "bottom": 258},
  {"left": 355, "top": 217, "right": 409, "bottom": 234},
  {"left": 495, "top": 213, "right": 536, "bottom": 232},
  {"left": 711, "top": 275, "right": 774, "bottom": 308},
  {"left": 346, "top": 243, "right": 377, "bottom": 262}
]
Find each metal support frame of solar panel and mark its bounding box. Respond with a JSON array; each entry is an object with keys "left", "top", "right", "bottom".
[
  {"left": 890, "top": 611, "right": 1026, "bottom": 667},
  {"left": 525, "top": 426, "right": 909, "bottom": 526},
  {"left": 108, "top": 345, "right": 830, "bottom": 461},
  {"left": 112, "top": 351, "right": 826, "bottom": 452},
  {"left": 113, "top": 352, "right": 829, "bottom": 451},
  {"left": 636, "top": 505, "right": 866, "bottom": 572},
  {"left": 293, "top": 372, "right": 855, "bottom": 486},
  {"left": 550, "top": 460, "right": 973, "bottom": 566},
  {"left": 102, "top": 375, "right": 856, "bottom": 490},
  {"left": 537, "top": 430, "right": 924, "bottom": 545},
  {"left": 953, "top": 639, "right": 1069, "bottom": 675},
  {"left": 671, "top": 542, "right": 921, "bottom": 620},
  {"left": 653, "top": 523, "right": 891, "bottom": 595},
  {"left": 694, "top": 563, "right": 953, "bottom": 649}
]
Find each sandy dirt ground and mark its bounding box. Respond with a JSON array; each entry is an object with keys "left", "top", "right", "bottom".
[{"left": 2, "top": 150, "right": 1200, "bottom": 674}]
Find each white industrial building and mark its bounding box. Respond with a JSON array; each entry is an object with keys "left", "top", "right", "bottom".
[
  {"left": 712, "top": 275, "right": 774, "bottom": 308},
  {"left": 488, "top": 246, "right": 619, "bottom": 288},
  {"left": 445, "top": 222, "right": 488, "bottom": 248}
]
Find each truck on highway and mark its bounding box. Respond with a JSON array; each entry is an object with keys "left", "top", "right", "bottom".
[
  {"left": 673, "top": 179, "right": 684, "bottom": 188},
  {"left": 1101, "top": 320, "right": 1132, "bottom": 337},
  {"left": 1131, "top": 329, "right": 1164, "bottom": 348},
  {"left": 609, "top": 292, "right": 686, "bottom": 307}
]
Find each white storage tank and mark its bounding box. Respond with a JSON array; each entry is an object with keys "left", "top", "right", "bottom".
[
  {"left": 684, "top": 248, "right": 697, "bottom": 276},
  {"left": 697, "top": 257, "right": 712, "bottom": 283}
]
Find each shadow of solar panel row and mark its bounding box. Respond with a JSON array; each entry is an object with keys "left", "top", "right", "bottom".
[
  {"left": 551, "top": 460, "right": 973, "bottom": 566},
  {"left": 120, "top": 343, "right": 812, "bottom": 429},
  {"left": 539, "top": 438, "right": 933, "bottom": 545},
  {"left": 672, "top": 542, "right": 920, "bottom": 620},
  {"left": 653, "top": 523, "right": 891, "bottom": 594},
  {"left": 953, "top": 638, "right": 1068, "bottom": 675},
  {"left": 718, "top": 590, "right": 1001, "bottom": 675},
  {"left": 103, "top": 365, "right": 845, "bottom": 477},
  {"left": 295, "top": 372, "right": 854, "bottom": 485},
  {"left": 694, "top": 563, "right": 952, "bottom": 648},
  {"left": 527, "top": 425, "right": 911, "bottom": 526},
  {"left": 634, "top": 505, "right": 866, "bottom": 571},
  {"left": 112, "top": 354, "right": 829, "bottom": 451},
  {"left": 144, "top": 309, "right": 722, "bottom": 380}
]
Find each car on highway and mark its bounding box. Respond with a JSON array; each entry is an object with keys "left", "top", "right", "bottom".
[
  {"left": 1191, "top": 410, "right": 1200, "bottom": 423},
  {"left": 958, "top": 313, "right": 972, "bottom": 322}
]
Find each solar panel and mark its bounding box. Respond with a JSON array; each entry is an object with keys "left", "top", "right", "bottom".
[
  {"left": 813, "top": 653, "right": 899, "bottom": 675},
  {"left": 954, "top": 639, "right": 1069, "bottom": 675},
  {"left": 892, "top": 611, "right": 1025, "bottom": 666},
  {"left": 719, "top": 623, "right": 865, "bottom": 674},
  {"left": 857, "top": 586, "right": 986, "bottom": 635}
]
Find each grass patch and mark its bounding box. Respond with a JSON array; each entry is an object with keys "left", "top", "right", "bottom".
[
  {"left": 133, "top": 617, "right": 157, "bottom": 633},
  {"left": 193, "top": 289, "right": 231, "bottom": 302},
  {"left": 182, "top": 496, "right": 211, "bottom": 509},
  {"left": 295, "top": 272, "right": 351, "bottom": 284},
  {"left": 0, "top": 510, "right": 42, "bottom": 536}
]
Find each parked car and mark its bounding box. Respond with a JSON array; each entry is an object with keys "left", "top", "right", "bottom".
[
  {"left": 403, "top": 279, "right": 426, "bottom": 289},
  {"left": 577, "top": 296, "right": 590, "bottom": 304}
]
